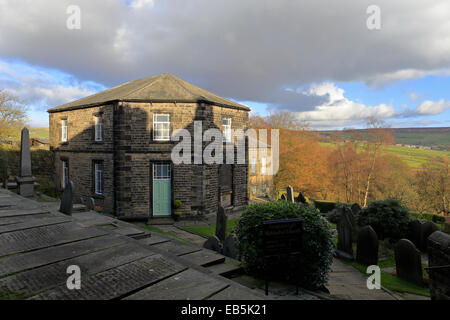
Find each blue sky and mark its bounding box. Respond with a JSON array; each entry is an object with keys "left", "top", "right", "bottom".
[{"left": 0, "top": 0, "right": 449, "bottom": 129}]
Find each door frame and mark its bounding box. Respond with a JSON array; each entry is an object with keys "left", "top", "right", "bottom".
[{"left": 150, "top": 160, "right": 174, "bottom": 217}]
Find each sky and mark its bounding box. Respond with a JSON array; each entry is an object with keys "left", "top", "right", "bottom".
[{"left": 0, "top": 0, "right": 449, "bottom": 130}]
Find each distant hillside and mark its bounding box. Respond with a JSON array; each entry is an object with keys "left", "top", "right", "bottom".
[
  {"left": 29, "top": 127, "right": 49, "bottom": 140},
  {"left": 318, "top": 127, "right": 450, "bottom": 148}
]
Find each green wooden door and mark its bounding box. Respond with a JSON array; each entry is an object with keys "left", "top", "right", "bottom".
[{"left": 153, "top": 164, "right": 171, "bottom": 217}]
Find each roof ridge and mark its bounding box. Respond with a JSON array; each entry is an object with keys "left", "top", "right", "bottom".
[{"left": 164, "top": 73, "right": 204, "bottom": 99}]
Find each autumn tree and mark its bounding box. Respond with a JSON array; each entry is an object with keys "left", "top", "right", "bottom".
[{"left": 0, "top": 90, "right": 27, "bottom": 143}]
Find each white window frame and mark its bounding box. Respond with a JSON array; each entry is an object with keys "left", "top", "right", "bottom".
[
  {"left": 94, "top": 162, "right": 103, "bottom": 195},
  {"left": 153, "top": 114, "right": 170, "bottom": 141},
  {"left": 222, "top": 118, "right": 232, "bottom": 143},
  {"left": 94, "top": 116, "right": 103, "bottom": 142},
  {"left": 261, "top": 157, "right": 266, "bottom": 175},
  {"left": 250, "top": 157, "right": 257, "bottom": 175},
  {"left": 62, "top": 160, "right": 69, "bottom": 188},
  {"left": 153, "top": 163, "right": 171, "bottom": 180},
  {"left": 61, "top": 120, "right": 68, "bottom": 142}
]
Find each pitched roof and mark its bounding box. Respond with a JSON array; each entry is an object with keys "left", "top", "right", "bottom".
[{"left": 47, "top": 73, "right": 250, "bottom": 112}]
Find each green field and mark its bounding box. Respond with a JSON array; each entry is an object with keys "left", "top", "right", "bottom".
[
  {"left": 320, "top": 142, "right": 450, "bottom": 169},
  {"left": 29, "top": 127, "right": 49, "bottom": 140}
]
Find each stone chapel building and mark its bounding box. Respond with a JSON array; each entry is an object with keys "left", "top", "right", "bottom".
[{"left": 48, "top": 73, "right": 250, "bottom": 219}]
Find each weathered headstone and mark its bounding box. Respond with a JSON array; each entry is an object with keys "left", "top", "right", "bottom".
[
  {"left": 351, "top": 203, "right": 362, "bottom": 217},
  {"left": 223, "top": 234, "right": 239, "bottom": 260},
  {"left": 395, "top": 239, "right": 423, "bottom": 286},
  {"left": 421, "top": 221, "right": 440, "bottom": 252},
  {"left": 203, "top": 236, "right": 223, "bottom": 253},
  {"left": 59, "top": 181, "right": 75, "bottom": 216},
  {"left": 86, "top": 197, "right": 96, "bottom": 211},
  {"left": 336, "top": 207, "right": 354, "bottom": 260},
  {"left": 356, "top": 226, "right": 379, "bottom": 266},
  {"left": 2, "top": 158, "right": 7, "bottom": 189},
  {"left": 296, "top": 192, "right": 307, "bottom": 204},
  {"left": 407, "top": 219, "right": 422, "bottom": 249},
  {"left": 280, "top": 194, "right": 286, "bottom": 201},
  {"left": 344, "top": 206, "right": 356, "bottom": 229},
  {"left": 15, "top": 128, "right": 35, "bottom": 197},
  {"left": 215, "top": 205, "right": 227, "bottom": 241},
  {"left": 427, "top": 231, "right": 450, "bottom": 300},
  {"left": 286, "top": 186, "right": 295, "bottom": 203}
]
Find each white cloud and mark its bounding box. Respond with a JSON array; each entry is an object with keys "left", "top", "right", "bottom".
[
  {"left": 130, "top": 0, "right": 155, "bottom": 9},
  {"left": 414, "top": 99, "right": 450, "bottom": 115},
  {"left": 296, "top": 83, "right": 395, "bottom": 128}
]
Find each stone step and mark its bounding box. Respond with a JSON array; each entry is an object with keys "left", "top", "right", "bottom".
[
  {"left": 146, "top": 218, "right": 174, "bottom": 225},
  {"left": 179, "top": 248, "right": 225, "bottom": 267},
  {"left": 205, "top": 257, "right": 243, "bottom": 277},
  {"left": 73, "top": 204, "right": 88, "bottom": 213}
]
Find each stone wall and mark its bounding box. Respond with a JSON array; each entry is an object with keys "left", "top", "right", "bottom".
[{"left": 428, "top": 231, "right": 450, "bottom": 300}]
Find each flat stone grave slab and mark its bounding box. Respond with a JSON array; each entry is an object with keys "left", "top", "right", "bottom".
[
  {"left": 29, "top": 254, "right": 187, "bottom": 300},
  {"left": 0, "top": 216, "right": 72, "bottom": 234},
  {"left": 123, "top": 268, "right": 228, "bottom": 300},
  {"left": 111, "top": 226, "right": 146, "bottom": 237},
  {"left": 180, "top": 249, "right": 226, "bottom": 267},
  {"left": 0, "top": 208, "right": 49, "bottom": 218},
  {"left": 138, "top": 234, "right": 171, "bottom": 246},
  {"left": 0, "top": 234, "right": 130, "bottom": 277},
  {"left": 0, "top": 223, "right": 108, "bottom": 257},
  {"left": 150, "top": 240, "right": 202, "bottom": 256},
  {"left": 208, "top": 285, "right": 265, "bottom": 300},
  {"left": 0, "top": 212, "right": 55, "bottom": 226},
  {"left": 205, "top": 257, "right": 243, "bottom": 277},
  {"left": 0, "top": 242, "right": 155, "bottom": 299}
]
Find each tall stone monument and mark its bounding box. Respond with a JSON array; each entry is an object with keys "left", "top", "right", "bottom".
[{"left": 15, "top": 128, "right": 35, "bottom": 197}]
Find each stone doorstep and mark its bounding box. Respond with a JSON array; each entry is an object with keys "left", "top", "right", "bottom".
[{"left": 146, "top": 217, "right": 175, "bottom": 225}]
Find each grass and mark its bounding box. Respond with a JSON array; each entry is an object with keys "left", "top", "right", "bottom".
[
  {"left": 141, "top": 225, "right": 189, "bottom": 244},
  {"left": 182, "top": 219, "right": 239, "bottom": 238},
  {"left": 345, "top": 260, "right": 430, "bottom": 297},
  {"left": 29, "top": 127, "right": 49, "bottom": 140}
]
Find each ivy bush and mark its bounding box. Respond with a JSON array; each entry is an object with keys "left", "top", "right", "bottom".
[
  {"left": 235, "top": 201, "right": 334, "bottom": 290},
  {"left": 358, "top": 199, "right": 410, "bottom": 241}
]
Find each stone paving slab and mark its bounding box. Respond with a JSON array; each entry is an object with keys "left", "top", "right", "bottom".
[
  {"left": 0, "top": 234, "right": 130, "bottom": 277},
  {"left": 0, "top": 208, "right": 49, "bottom": 218},
  {"left": 150, "top": 240, "right": 202, "bottom": 256},
  {"left": 138, "top": 234, "right": 171, "bottom": 245},
  {"left": 0, "top": 216, "right": 72, "bottom": 234},
  {"left": 0, "top": 223, "right": 108, "bottom": 257},
  {"left": 0, "top": 242, "right": 154, "bottom": 299},
  {"left": 124, "top": 268, "right": 229, "bottom": 300},
  {"left": 208, "top": 285, "right": 265, "bottom": 300},
  {"left": 29, "top": 255, "right": 187, "bottom": 300},
  {"left": 180, "top": 249, "right": 225, "bottom": 267},
  {"left": 0, "top": 212, "right": 56, "bottom": 226}
]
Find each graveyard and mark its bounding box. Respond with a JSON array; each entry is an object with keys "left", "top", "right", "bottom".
[{"left": 0, "top": 128, "right": 448, "bottom": 301}]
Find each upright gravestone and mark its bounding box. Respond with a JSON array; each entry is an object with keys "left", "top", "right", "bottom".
[
  {"left": 15, "top": 128, "right": 35, "bottom": 197},
  {"left": 351, "top": 203, "right": 362, "bottom": 217},
  {"left": 427, "top": 231, "right": 450, "bottom": 300},
  {"left": 2, "top": 158, "right": 7, "bottom": 189},
  {"left": 356, "top": 226, "right": 379, "bottom": 266},
  {"left": 395, "top": 239, "right": 423, "bottom": 286},
  {"left": 86, "top": 197, "right": 95, "bottom": 211},
  {"left": 421, "top": 221, "right": 440, "bottom": 252},
  {"left": 407, "top": 219, "right": 422, "bottom": 249},
  {"left": 296, "top": 192, "right": 307, "bottom": 204},
  {"left": 216, "top": 205, "right": 227, "bottom": 241},
  {"left": 59, "top": 181, "right": 74, "bottom": 216},
  {"left": 336, "top": 207, "right": 354, "bottom": 260},
  {"left": 203, "top": 236, "right": 223, "bottom": 254},
  {"left": 286, "top": 186, "right": 295, "bottom": 203},
  {"left": 223, "top": 234, "right": 239, "bottom": 260},
  {"left": 280, "top": 194, "right": 286, "bottom": 201}
]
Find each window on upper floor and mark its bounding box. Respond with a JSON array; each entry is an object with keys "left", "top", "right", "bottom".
[
  {"left": 94, "top": 116, "right": 103, "bottom": 142},
  {"left": 153, "top": 114, "right": 170, "bottom": 141},
  {"left": 61, "top": 120, "right": 68, "bottom": 142},
  {"left": 222, "top": 117, "right": 231, "bottom": 143},
  {"left": 250, "top": 157, "right": 257, "bottom": 175},
  {"left": 261, "top": 157, "right": 267, "bottom": 175}
]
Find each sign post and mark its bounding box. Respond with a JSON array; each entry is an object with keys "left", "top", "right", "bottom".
[{"left": 262, "top": 218, "right": 303, "bottom": 295}]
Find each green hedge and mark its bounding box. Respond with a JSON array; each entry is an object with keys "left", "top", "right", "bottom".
[
  {"left": 410, "top": 212, "right": 446, "bottom": 224},
  {"left": 358, "top": 199, "right": 410, "bottom": 241},
  {"left": 235, "top": 201, "right": 334, "bottom": 290},
  {"left": 314, "top": 200, "right": 338, "bottom": 213}
]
